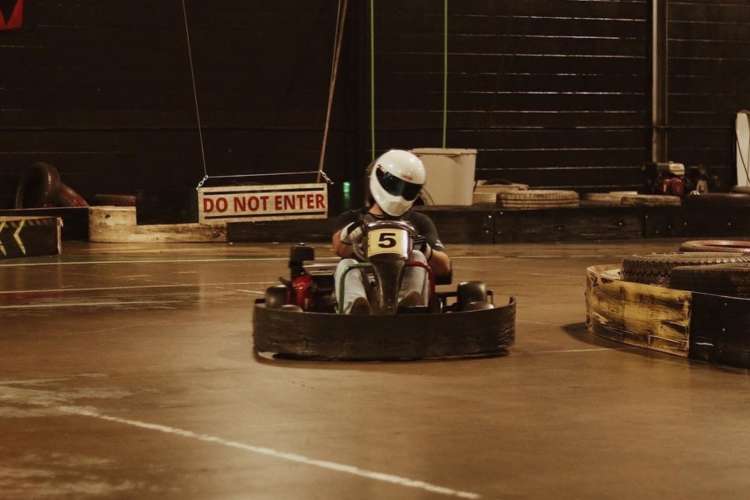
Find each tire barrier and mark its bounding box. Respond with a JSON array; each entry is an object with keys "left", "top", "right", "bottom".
[
  {"left": 586, "top": 264, "right": 750, "bottom": 369},
  {"left": 679, "top": 240, "right": 750, "bottom": 253},
  {"left": 621, "top": 252, "right": 750, "bottom": 285},
  {"left": 496, "top": 190, "right": 579, "bottom": 211},
  {"left": 684, "top": 192, "right": 750, "bottom": 209},
  {"left": 670, "top": 264, "right": 750, "bottom": 298},
  {"left": 580, "top": 193, "right": 624, "bottom": 207},
  {"left": 473, "top": 183, "right": 529, "bottom": 206},
  {"left": 619, "top": 194, "right": 681, "bottom": 207}
]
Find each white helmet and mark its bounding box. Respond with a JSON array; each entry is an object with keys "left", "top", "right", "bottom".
[{"left": 369, "top": 149, "right": 426, "bottom": 216}]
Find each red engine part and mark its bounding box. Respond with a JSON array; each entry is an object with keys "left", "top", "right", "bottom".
[
  {"left": 660, "top": 177, "right": 685, "bottom": 197},
  {"left": 291, "top": 274, "right": 314, "bottom": 310}
]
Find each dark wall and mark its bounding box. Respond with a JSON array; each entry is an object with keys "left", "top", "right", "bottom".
[
  {"left": 668, "top": 0, "right": 750, "bottom": 187},
  {"left": 0, "top": 0, "right": 748, "bottom": 219},
  {"left": 0, "top": 0, "right": 358, "bottom": 215},
  {"left": 372, "top": 0, "right": 651, "bottom": 191}
]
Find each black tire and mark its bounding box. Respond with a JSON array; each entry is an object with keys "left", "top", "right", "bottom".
[
  {"left": 264, "top": 285, "right": 289, "bottom": 309},
  {"left": 679, "top": 240, "right": 750, "bottom": 254},
  {"left": 93, "top": 194, "right": 137, "bottom": 206},
  {"left": 670, "top": 264, "right": 750, "bottom": 298},
  {"left": 462, "top": 301, "right": 495, "bottom": 312},
  {"left": 684, "top": 193, "right": 750, "bottom": 209},
  {"left": 14, "top": 162, "right": 62, "bottom": 208},
  {"left": 280, "top": 304, "right": 304, "bottom": 312},
  {"left": 457, "top": 281, "right": 488, "bottom": 309},
  {"left": 622, "top": 252, "right": 750, "bottom": 285}
]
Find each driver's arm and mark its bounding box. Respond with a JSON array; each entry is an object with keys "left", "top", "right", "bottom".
[
  {"left": 332, "top": 220, "right": 363, "bottom": 258},
  {"left": 427, "top": 248, "right": 451, "bottom": 277},
  {"left": 332, "top": 228, "right": 354, "bottom": 258}
]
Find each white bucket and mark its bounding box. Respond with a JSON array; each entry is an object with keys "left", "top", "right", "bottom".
[{"left": 410, "top": 148, "right": 477, "bottom": 206}]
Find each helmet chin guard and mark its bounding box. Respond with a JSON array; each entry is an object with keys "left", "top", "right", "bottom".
[{"left": 369, "top": 150, "right": 426, "bottom": 216}]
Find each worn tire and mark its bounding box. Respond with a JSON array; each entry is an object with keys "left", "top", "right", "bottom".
[
  {"left": 622, "top": 252, "right": 750, "bottom": 285},
  {"left": 496, "top": 190, "right": 579, "bottom": 210},
  {"left": 264, "top": 285, "right": 289, "bottom": 309},
  {"left": 620, "top": 194, "right": 681, "bottom": 207},
  {"left": 679, "top": 240, "right": 750, "bottom": 254},
  {"left": 581, "top": 193, "right": 625, "bottom": 207},
  {"left": 670, "top": 264, "right": 750, "bottom": 298},
  {"left": 14, "top": 162, "right": 62, "bottom": 208},
  {"left": 472, "top": 192, "right": 497, "bottom": 205}
]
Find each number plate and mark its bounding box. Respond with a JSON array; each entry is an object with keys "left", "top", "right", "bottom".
[{"left": 367, "top": 228, "right": 410, "bottom": 258}]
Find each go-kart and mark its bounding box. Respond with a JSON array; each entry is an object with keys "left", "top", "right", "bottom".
[{"left": 253, "top": 219, "right": 516, "bottom": 360}]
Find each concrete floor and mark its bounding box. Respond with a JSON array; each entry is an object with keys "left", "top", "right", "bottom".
[{"left": 2, "top": 239, "right": 750, "bottom": 499}]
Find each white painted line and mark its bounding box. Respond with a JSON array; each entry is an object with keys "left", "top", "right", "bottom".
[
  {"left": 235, "top": 289, "right": 264, "bottom": 295},
  {"left": 0, "top": 256, "right": 338, "bottom": 268},
  {"left": 0, "top": 281, "right": 274, "bottom": 295},
  {"left": 57, "top": 405, "right": 481, "bottom": 499},
  {"left": 0, "top": 300, "right": 179, "bottom": 310},
  {"left": 532, "top": 347, "right": 612, "bottom": 354},
  {"left": 452, "top": 256, "right": 506, "bottom": 260}
]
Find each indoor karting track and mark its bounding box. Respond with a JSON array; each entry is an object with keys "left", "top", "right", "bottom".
[{"left": 2, "top": 240, "right": 750, "bottom": 500}]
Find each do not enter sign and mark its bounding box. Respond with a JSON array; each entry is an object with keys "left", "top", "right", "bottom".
[{"left": 198, "top": 183, "right": 328, "bottom": 224}]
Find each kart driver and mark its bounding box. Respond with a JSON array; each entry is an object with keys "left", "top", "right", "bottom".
[{"left": 331, "top": 149, "right": 451, "bottom": 314}]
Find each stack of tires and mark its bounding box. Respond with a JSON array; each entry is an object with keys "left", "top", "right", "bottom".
[
  {"left": 621, "top": 241, "right": 750, "bottom": 298},
  {"left": 472, "top": 182, "right": 528, "bottom": 205},
  {"left": 581, "top": 192, "right": 681, "bottom": 208},
  {"left": 494, "top": 190, "right": 579, "bottom": 211}
]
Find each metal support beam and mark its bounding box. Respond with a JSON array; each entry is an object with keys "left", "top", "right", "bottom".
[{"left": 652, "top": 0, "right": 668, "bottom": 162}]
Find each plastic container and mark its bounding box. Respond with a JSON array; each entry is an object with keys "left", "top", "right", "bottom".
[{"left": 410, "top": 148, "right": 477, "bottom": 206}]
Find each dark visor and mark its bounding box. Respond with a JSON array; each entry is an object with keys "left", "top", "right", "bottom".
[{"left": 376, "top": 166, "right": 422, "bottom": 201}]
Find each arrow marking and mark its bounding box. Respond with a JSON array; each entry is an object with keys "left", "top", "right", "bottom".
[
  {"left": 0, "top": 222, "right": 5, "bottom": 256},
  {"left": 13, "top": 220, "right": 25, "bottom": 255}
]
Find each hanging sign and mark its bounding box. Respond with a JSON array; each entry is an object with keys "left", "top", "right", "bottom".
[
  {"left": 198, "top": 183, "right": 328, "bottom": 224},
  {"left": 0, "top": 0, "right": 24, "bottom": 31}
]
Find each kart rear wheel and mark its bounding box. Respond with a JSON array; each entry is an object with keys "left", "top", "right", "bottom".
[
  {"left": 264, "top": 285, "right": 289, "bottom": 309},
  {"left": 457, "top": 281, "right": 488, "bottom": 310}
]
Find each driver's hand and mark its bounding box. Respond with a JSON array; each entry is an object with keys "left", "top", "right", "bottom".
[{"left": 340, "top": 222, "right": 364, "bottom": 245}]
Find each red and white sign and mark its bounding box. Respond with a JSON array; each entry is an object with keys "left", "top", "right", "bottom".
[{"left": 198, "top": 183, "right": 328, "bottom": 224}]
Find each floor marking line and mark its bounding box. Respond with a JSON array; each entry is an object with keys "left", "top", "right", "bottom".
[
  {"left": 0, "top": 281, "right": 275, "bottom": 295},
  {"left": 532, "top": 348, "right": 611, "bottom": 354},
  {"left": 0, "top": 300, "right": 178, "bottom": 310},
  {"left": 0, "top": 256, "right": 337, "bottom": 268},
  {"left": 56, "top": 405, "right": 481, "bottom": 499},
  {"left": 235, "top": 289, "right": 264, "bottom": 295}
]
